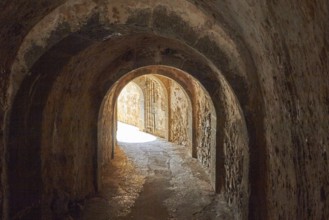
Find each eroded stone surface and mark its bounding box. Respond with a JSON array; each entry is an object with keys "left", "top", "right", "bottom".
[
  {"left": 1, "top": 0, "right": 328, "bottom": 219},
  {"left": 117, "top": 82, "right": 144, "bottom": 129},
  {"left": 82, "top": 127, "right": 233, "bottom": 220},
  {"left": 169, "top": 79, "right": 191, "bottom": 148}
]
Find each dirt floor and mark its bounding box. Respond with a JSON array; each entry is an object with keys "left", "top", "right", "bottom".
[{"left": 81, "top": 126, "right": 233, "bottom": 220}]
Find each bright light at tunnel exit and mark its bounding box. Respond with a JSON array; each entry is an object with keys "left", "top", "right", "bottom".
[{"left": 116, "top": 121, "right": 157, "bottom": 143}]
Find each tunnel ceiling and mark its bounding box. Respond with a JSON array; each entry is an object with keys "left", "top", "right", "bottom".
[{"left": 5, "top": 0, "right": 261, "bottom": 137}]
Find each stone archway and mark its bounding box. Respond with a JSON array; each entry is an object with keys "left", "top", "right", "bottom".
[
  {"left": 2, "top": 1, "right": 328, "bottom": 220},
  {"left": 8, "top": 36, "right": 252, "bottom": 220},
  {"left": 5, "top": 2, "right": 262, "bottom": 218},
  {"left": 98, "top": 65, "right": 248, "bottom": 217}
]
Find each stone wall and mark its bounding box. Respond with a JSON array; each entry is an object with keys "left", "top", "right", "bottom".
[
  {"left": 38, "top": 52, "right": 99, "bottom": 219},
  {"left": 193, "top": 82, "right": 216, "bottom": 171},
  {"left": 118, "top": 76, "right": 168, "bottom": 138},
  {"left": 214, "top": 1, "right": 329, "bottom": 219},
  {"left": 117, "top": 75, "right": 192, "bottom": 144},
  {"left": 0, "top": 0, "right": 328, "bottom": 219},
  {"left": 143, "top": 76, "right": 168, "bottom": 138},
  {"left": 99, "top": 92, "right": 116, "bottom": 168},
  {"left": 117, "top": 82, "right": 143, "bottom": 129},
  {"left": 220, "top": 80, "right": 249, "bottom": 219},
  {"left": 169, "top": 80, "right": 191, "bottom": 148},
  {"left": 0, "top": 73, "right": 6, "bottom": 218}
]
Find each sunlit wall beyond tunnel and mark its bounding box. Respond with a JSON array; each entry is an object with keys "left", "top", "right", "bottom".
[
  {"left": 99, "top": 66, "right": 227, "bottom": 197},
  {"left": 98, "top": 64, "right": 249, "bottom": 220},
  {"left": 116, "top": 74, "right": 194, "bottom": 147},
  {"left": 114, "top": 72, "right": 218, "bottom": 172},
  {"left": 117, "top": 81, "right": 145, "bottom": 131}
]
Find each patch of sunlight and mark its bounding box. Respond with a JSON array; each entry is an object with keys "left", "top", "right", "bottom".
[{"left": 117, "top": 121, "right": 157, "bottom": 143}]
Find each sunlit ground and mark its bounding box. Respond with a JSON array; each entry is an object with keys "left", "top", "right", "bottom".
[{"left": 117, "top": 121, "right": 157, "bottom": 143}]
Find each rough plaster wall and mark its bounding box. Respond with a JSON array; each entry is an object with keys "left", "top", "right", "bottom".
[
  {"left": 144, "top": 77, "right": 167, "bottom": 138},
  {"left": 194, "top": 82, "right": 215, "bottom": 172},
  {"left": 220, "top": 81, "right": 249, "bottom": 219},
  {"left": 40, "top": 59, "right": 98, "bottom": 219},
  {"left": 212, "top": 1, "right": 329, "bottom": 218},
  {"left": 192, "top": 77, "right": 249, "bottom": 219},
  {"left": 0, "top": 68, "right": 9, "bottom": 214},
  {"left": 263, "top": 4, "right": 329, "bottom": 218},
  {"left": 117, "top": 82, "right": 143, "bottom": 128},
  {"left": 99, "top": 92, "right": 115, "bottom": 168},
  {"left": 152, "top": 81, "right": 166, "bottom": 136},
  {"left": 153, "top": 86, "right": 167, "bottom": 137},
  {"left": 169, "top": 81, "right": 191, "bottom": 147},
  {"left": 0, "top": 78, "right": 5, "bottom": 219}
]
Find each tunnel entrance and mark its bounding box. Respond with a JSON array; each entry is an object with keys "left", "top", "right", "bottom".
[
  {"left": 116, "top": 75, "right": 170, "bottom": 142},
  {"left": 3, "top": 1, "right": 272, "bottom": 218},
  {"left": 7, "top": 58, "right": 250, "bottom": 219},
  {"left": 116, "top": 74, "right": 193, "bottom": 148},
  {"left": 99, "top": 70, "right": 217, "bottom": 189},
  {"left": 7, "top": 30, "right": 251, "bottom": 219},
  {"left": 92, "top": 71, "right": 221, "bottom": 219}
]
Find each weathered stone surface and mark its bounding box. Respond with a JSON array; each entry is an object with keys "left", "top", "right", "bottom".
[
  {"left": 0, "top": 0, "right": 328, "bottom": 219},
  {"left": 83, "top": 127, "right": 233, "bottom": 220},
  {"left": 193, "top": 81, "right": 216, "bottom": 171},
  {"left": 169, "top": 80, "right": 191, "bottom": 148},
  {"left": 117, "top": 81, "right": 144, "bottom": 129}
]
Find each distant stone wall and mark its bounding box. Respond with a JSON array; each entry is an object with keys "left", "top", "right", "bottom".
[
  {"left": 117, "top": 74, "right": 215, "bottom": 174},
  {"left": 144, "top": 77, "right": 167, "bottom": 138},
  {"left": 117, "top": 76, "right": 167, "bottom": 138},
  {"left": 117, "top": 82, "right": 143, "bottom": 129},
  {"left": 169, "top": 81, "right": 191, "bottom": 148}
]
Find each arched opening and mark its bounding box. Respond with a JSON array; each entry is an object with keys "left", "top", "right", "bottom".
[
  {"left": 98, "top": 66, "right": 220, "bottom": 193},
  {"left": 116, "top": 74, "right": 194, "bottom": 148},
  {"left": 5, "top": 3, "right": 258, "bottom": 216},
  {"left": 96, "top": 67, "right": 221, "bottom": 219},
  {"left": 8, "top": 51, "right": 251, "bottom": 219}
]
